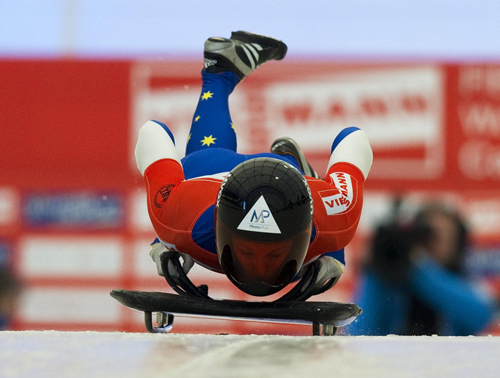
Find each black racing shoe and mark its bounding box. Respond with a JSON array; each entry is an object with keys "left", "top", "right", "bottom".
[
  {"left": 204, "top": 31, "right": 287, "bottom": 81},
  {"left": 271, "top": 137, "right": 320, "bottom": 179}
]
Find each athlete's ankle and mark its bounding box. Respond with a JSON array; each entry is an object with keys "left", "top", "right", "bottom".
[{"left": 201, "top": 70, "right": 239, "bottom": 94}]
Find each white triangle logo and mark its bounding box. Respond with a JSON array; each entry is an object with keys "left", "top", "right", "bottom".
[{"left": 237, "top": 195, "right": 281, "bottom": 234}]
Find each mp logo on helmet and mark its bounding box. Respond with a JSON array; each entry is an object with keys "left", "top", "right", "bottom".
[{"left": 237, "top": 195, "right": 281, "bottom": 234}]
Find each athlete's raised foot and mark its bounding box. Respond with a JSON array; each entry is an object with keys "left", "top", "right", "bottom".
[
  {"left": 204, "top": 30, "right": 287, "bottom": 81},
  {"left": 271, "top": 137, "right": 321, "bottom": 178}
]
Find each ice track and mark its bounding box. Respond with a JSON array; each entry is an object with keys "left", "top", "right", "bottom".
[{"left": 1, "top": 331, "right": 499, "bottom": 378}]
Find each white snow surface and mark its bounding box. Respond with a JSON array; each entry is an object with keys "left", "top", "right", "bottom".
[{"left": 1, "top": 331, "right": 499, "bottom": 378}]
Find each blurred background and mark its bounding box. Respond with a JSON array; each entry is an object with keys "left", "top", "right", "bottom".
[{"left": 1, "top": 0, "right": 499, "bottom": 335}]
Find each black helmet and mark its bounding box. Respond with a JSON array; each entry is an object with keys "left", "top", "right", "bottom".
[{"left": 216, "top": 157, "right": 313, "bottom": 296}]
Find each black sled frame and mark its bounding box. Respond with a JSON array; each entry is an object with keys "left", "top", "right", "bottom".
[{"left": 111, "top": 252, "right": 362, "bottom": 336}]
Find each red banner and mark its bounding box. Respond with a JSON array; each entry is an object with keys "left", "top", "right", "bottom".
[{"left": 1, "top": 60, "right": 498, "bottom": 334}]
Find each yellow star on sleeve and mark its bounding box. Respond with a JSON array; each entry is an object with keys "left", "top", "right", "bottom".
[
  {"left": 194, "top": 115, "right": 201, "bottom": 122},
  {"left": 230, "top": 122, "right": 235, "bottom": 129},
  {"left": 201, "top": 135, "right": 216, "bottom": 146},
  {"left": 201, "top": 91, "right": 213, "bottom": 100},
  {"left": 187, "top": 133, "right": 192, "bottom": 142}
]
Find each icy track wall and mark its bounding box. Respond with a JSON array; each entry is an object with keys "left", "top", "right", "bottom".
[
  {"left": 0, "top": 60, "right": 499, "bottom": 335},
  {"left": 2, "top": 332, "right": 500, "bottom": 378}
]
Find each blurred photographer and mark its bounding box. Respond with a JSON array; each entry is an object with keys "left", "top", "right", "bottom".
[{"left": 348, "top": 200, "right": 496, "bottom": 336}]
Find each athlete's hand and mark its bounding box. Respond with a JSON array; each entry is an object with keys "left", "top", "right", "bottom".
[
  {"left": 149, "top": 240, "right": 194, "bottom": 277},
  {"left": 167, "top": 252, "right": 194, "bottom": 278},
  {"left": 150, "top": 241, "right": 168, "bottom": 276},
  {"left": 312, "top": 255, "right": 344, "bottom": 293}
]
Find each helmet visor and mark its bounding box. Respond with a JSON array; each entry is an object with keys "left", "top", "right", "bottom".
[{"left": 217, "top": 219, "right": 311, "bottom": 296}]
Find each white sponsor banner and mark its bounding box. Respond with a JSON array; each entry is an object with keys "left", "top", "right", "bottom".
[
  {"left": 130, "top": 62, "right": 197, "bottom": 169},
  {"left": 18, "top": 288, "right": 120, "bottom": 323},
  {"left": 133, "top": 238, "right": 157, "bottom": 278},
  {"left": 130, "top": 189, "right": 154, "bottom": 232},
  {"left": 457, "top": 67, "right": 500, "bottom": 181},
  {"left": 468, "top": 198, "right": 500, "bottom": 237},
  {"left": 129, "top": 64, "right": 444, "bottom": 179},
  {"left": 20, "top": 236, "right": 123, "bottom": 277},
  {"left": 130, "top": 62, "right": 250, "bottom": 166},
  {"left": 0, "top": 187, "right": 18, "bottom": 225},
  {"left": 264, "top": 67, "right": 444, "bottom": 178}
]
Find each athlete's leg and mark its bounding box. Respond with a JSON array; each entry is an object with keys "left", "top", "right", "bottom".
[
  {"left": 185, "top": 31, "right": 287, "bottom": 157},
  {"left": 183, "top": 31, "right": 288, "bottom": 176},
  {"left": 185, "top": 70, "right": 239, "bottom": 156}
]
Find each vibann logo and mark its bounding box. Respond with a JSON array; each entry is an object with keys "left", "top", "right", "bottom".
[{"left": 237, "top": 195, "right": 281, "bottom": 234}]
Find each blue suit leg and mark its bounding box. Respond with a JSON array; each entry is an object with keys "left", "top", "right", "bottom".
[{"left": 185, "top": 70, "right": 239, "bottom": 156}]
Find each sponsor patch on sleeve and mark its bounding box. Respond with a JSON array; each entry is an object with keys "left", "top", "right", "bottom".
[{"left": 319, "top": 172, "right": 357, "bottom": 215}]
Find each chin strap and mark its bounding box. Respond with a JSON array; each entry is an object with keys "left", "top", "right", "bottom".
[{"left": 161, "top": 252, "right": 337, "bottom": 302}]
